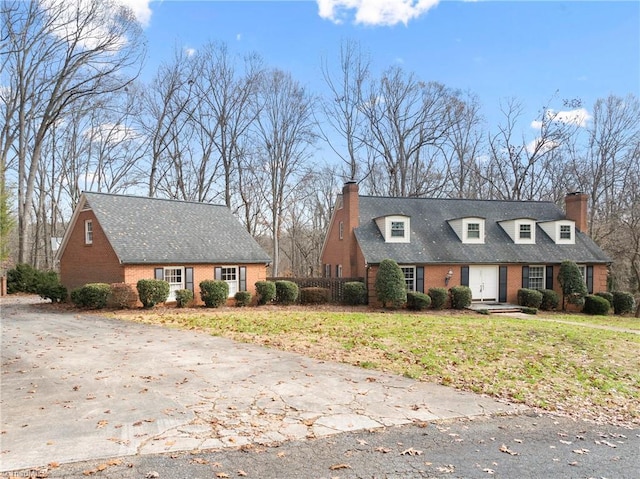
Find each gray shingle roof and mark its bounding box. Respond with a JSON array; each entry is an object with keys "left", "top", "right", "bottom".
[
  {"left": 354, "top": 196, "right": 610, "bottom": 265},
  {"left": 83, "top": 192, "right": 271, "bottom": 264}
]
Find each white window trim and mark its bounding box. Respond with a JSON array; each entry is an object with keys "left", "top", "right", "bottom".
[
  {"left": 221, "top": 266, "right": 239, "bottom": 297},
  {"left": 339, "top": 221, "right": 344, "bottom": 240},
  {"left": 84, "top": 220, "right": 93, "bottom": 245},
  {"left": 528, "top": 265, "right": 545, "bottom": 290},
  {"left": 164, "top": 266, "right": 185, "bottom": 302},
  {"left": 379, "top": 215, "right": 410, "bottom": 243},
  {"left": 463, "top": 218, "right": 485, "bottom": 244},
  {"left": 400, "top": 265, "right": 416, "bottom": 292},
  {"left": 516, "top": 220, "right": 536, "bottom": 244}
]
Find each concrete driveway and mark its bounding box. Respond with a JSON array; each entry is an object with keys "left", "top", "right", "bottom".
[{"left": 1, "top": 296, "right": 523, "bottom": 472}]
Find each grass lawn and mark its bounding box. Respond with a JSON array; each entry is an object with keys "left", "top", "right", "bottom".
[{"left": 115, "top": 307, "right": 640, "bottom": 427}]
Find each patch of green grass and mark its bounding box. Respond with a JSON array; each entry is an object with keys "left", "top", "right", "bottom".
[
  {"left": 117, "top": 308, "right": 640, "bottom": 426},
  {"left": 539, "top": 313, "right": 640, "bottom": 331}
]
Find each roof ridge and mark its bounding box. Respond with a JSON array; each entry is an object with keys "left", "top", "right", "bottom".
[
  {"left": 358, "top": 195, "right": 556, "bottom": 205},
  {"left": 83, "top": 191, "right": 227, "bottom": 208}
]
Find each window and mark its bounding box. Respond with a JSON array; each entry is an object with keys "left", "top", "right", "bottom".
[
  {"left": 164, "top": 267, "right": 184, "bottom": 301},
  {"left": 400, "top": 266, "right": 416, "bottom": 291},
  {"left": 467, "top": 223, "right": 480, "bottom": 239},
  {"left": 324, "top": 264, "right": 331, "bottom": 278},
  {"left": 336, "top": 264, "right": 343, "bottom": 278},
  {"left": 221, "top": 266, "right": 238, "bottom": 296},
  {"left": 84, "top": 220, "right": 93, "bottom": 245},
  {"left": 528, "top": 266, "right": 545, "bottom": 290},
  {"left": 560, "top": 225, "right": 572, "bottom": 240},
  {"left": 339, "top": 221, "right": 344, "bottom": 240},
  {"left": 519, "top": 224, "right": 532, "bottom": 239},
  {"left": 391, "top": 221, "right": 405, "bottom": 238}
]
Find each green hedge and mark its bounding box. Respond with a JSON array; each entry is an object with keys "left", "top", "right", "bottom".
[
  {"left": 540, "top": 289, "right": 559, "bottom": 311},
  {"left": 255, "top": 281, "right": 276, "bottom": 305},
  {"left": 375, "top": 259, "right": 407, "bottom": 308},
  {"left": 234, "top": 291, "right": 252, "bottom": 307},
  {"left": 612, "top": 291, "right": 635, "bottom": 315},
  {"left": 343, "top": 281, "right": 367, "bottom": 305},
  {"left": 300, "top": 287, "right": 330, "bottom": 305},
  {"left": 71, "top": 283, "right": 111, "bottom": 309},
  {"left": 136, "top": 279, "right": 170, "bottom": 309},
  {"left": 517, "top": 288, "right": 543, "bottom": 308},
  {"left": 449, "top": 286, "right": 472, "bottom": 310},
  {"left": 275, "top": 280, "right": 299, "bottom": 305},
  {"left": 406, "top": 291, "right": 431, "bottom": 311},
  {"left": 583, "top": 294, "right": 611, "bottom": 315},
  {"left": 175, "top": 289, "right": 194, "bottom": 308},
  {"left": 200, "top": 280, "right": 229, "bottom": 308},
  {"left": 427, "top": 287, "right": 447, "bottom": 310},
  {"left": 594, "top": 291, "right": 613, "bottom": 308},
  {"left": 35, "top": 270, "right": 67, "bottom": 303},
  {"left": 6, "top": 263, "right": 40, "bottom": 294}
]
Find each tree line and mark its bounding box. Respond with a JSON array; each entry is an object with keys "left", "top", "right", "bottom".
[{"left": 1, "top": 0, "right": 638, "bottom": 303}]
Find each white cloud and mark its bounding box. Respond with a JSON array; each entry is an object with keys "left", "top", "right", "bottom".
[
  {"left": 185, "top": 47, "right": 196, "bottom": 57},
  {"left": 85, "top": 123, "right": 142, "bottom": 144},
  {"left": 526, "top": 137, "right": 560, "bottom": 155},
  {"left": 317, "top": 0, "right": 439, "bottom": 26},
  {"left": 530, "top": 107, "right": 592, "bottom": 129},
  {"left": 116, "top": 0, "right": 153, "bottom": 27}
]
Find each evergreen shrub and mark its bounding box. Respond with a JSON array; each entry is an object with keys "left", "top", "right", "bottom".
[
  {"left": 517, "top": 288, "right": 543, "bottom": 308},
  {"left": 375, "top": 259, "right": 407, "bottom": 308},
  {"left": 175, "top": 289, "right": 194, "bottom": 308},
  {"left": 540, "top": 289, "right": 559, "bottom": 311},
  {"left": 255, "top": 281, "right": 276, "bottom": 305},
  {"left": 343, "top": 281, "right": 367, "bottom": 305},
  {"left": 137, "top": 279, "right": 170, "bottom": 309},
  {"left": 449, "top": 285, "right": 472, "bottom": 310},
  {"left": 199, "top": 280, "right": 228, "bottom": 308},
  {"left": 428, "top": 287, "right": 448, "bottom": 309},
  {"left": 612, "top": 291, "right": 635, "bottom": 315},
  {"left": 275, "top": 280, "right": 299, "bottom": 305},
  {"left": 71, "top": 283, "right": 111, "bottom": 309},
  {"left": 234, "top": 291, "right": 252, "bottom": 307},
  {"left": 583, "top": 294, "right": 610, "bottom": 315},
  {"left": 300, "top": 287, "right": 330, "bottom": 305},
  {"left": 406, "top": 291, "right": 431, "bottom": 311}
]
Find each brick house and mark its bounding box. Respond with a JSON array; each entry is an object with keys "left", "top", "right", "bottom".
[
  {"left": 57, "top": 192, "right": 271, "bottom": 305},
  {"left": 321, "top": 181, "right": 610, "bottom": 306}
]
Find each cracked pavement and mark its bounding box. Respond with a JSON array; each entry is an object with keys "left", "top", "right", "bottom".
[{"left": 1, "top": 296, "right": 523, "bottom": 472}]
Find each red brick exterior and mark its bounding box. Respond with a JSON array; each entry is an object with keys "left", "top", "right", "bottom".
[{"left": 59, "top": 210, "right": 268, "bottom": 306}]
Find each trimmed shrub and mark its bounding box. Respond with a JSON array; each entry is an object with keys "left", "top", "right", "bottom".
[
  {"left": 558, "top": 260, "right": 587, "bottom": 309},
  {"left": 200, "top": 280, "right": 229, "bottom": 308},
  {"left": 107, "top": 283, "right": 137, "bottom": 309},
  {"left": 234, "top": 291, "right": 252, "bottom": 307},
  {"left": 521, "top": 307, "right": 538, "bottom": 315},
  {"left": 595, "top": 291, "right": 613, "bottom": 308},
  {"left": 71, "top": 283, "right": 110, "bottom": 309},
  {"left": 343, "top": 281, "right": 367, "bottom": 305},
  {"left": 540, "top": 289, "right": 560, "bottom": 311},
  {"left": 255, "top": 281, "right": 276, "bottom": 305},
  {"left": 175, "top": 289, "right": 194, "bottom": 308},
  {"left": 300, "top": 287, "right": 330, "bottom": 305},
  {"left": 428, "top": 287, "right": 448, "bottom": 310},
  {"left": 449, "top": 285, "right": 472, "bottom": 310},
  {"left": 612, "top": 291, "right": 635, "bottom": 315},
  {"left": 583, "top": 294, "right": 611, "bottom": 315},
  {"left": 35, "top": 270, "right": 67, "bottom": 303},
  {"left": 375, "top": 259, "right": 407, "bottom": 308},
  {"left": 7, "top": 263, "right": 40, "bottom": 294},
  {"left": 136, "top": 279, "right": 170, "bottom": 309},
  {"left": 275, "top": 280, "right": 299, "bottom": 305},
  {"left": 517, "top": 288, "right": 543, "bottom": 308},
  {"left": 406, "top": 291, "right": 431, "bottom": 311}
]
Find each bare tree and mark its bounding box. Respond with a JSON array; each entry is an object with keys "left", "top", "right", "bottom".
[
  {"left": 1, "top": 0, "right": 145, "bottom": 264},
  {"left": 252, "top": 69, "right": 317, "bottom": 276}
]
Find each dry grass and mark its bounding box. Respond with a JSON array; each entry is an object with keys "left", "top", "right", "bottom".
[{"left": 113, "top": 306, "right": 640, "bottom": 427}]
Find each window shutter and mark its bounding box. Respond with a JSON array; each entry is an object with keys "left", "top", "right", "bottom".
[
  {"left": 545, "top": 266, "right": 554, "bottom": 290},
  {"left": 185, "top": 267, "right": 194, "bottom": 292},
  {"left": 499, "top": 266, "right": 507, "bottom": 302},
  {"left": 586, "top": 265, "right": 593, "bottom": 294},
  {"left": 239, "top": 266, "right": 247, "bottom": 292},
  {"left": 521, "top": 266, "right": 530, "bottom": 289},
  {"left": 460, "top": 266, "right": 469, "bottom": 287},
  {"left": 214, "top": 267, "right": 222, "bottom": 280},
  {"left": 155, "top": 268, "right": 163, "bottom": 280},
  {"left": 416, "top": 266, "right": 424, "bottom": 293}
]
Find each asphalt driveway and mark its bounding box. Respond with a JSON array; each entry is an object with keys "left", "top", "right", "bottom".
[{"left": 1, "top": 297, "right": 522, "bottom": 472}]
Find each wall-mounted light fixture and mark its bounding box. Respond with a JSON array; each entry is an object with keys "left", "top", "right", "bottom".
[{"left": 445, "top": 269, "right": 454, "bottom": 286}]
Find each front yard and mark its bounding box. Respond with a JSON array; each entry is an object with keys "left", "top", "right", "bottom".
[{"left": 113, "top": 307, "right": 640, "bottom": 427}]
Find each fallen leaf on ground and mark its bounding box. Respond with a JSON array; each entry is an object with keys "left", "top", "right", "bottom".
[
  {"left": 375, "top": 446, "right": 391, "bottom": 453},
  {"left": 572, "top": 448, "right": 589, "bottom": 455},
  {"left": 499, "top": 444, "right": 519, "bottom": 456},
  {"left": 400, "top": 447, "right": 423, "bottom": 456},
  {"left": 483, "top": 468, "right": 495, "bottom": 474},
  {"left": 216, "top": 473, "right": 229, "bottom": 478},
  {"left": 237, "top": 471, "right": 247, "bottom": 477},
  {"left": 145, "top": 472, "right": 159, "bottom": 478},
  {"left": 329, "top": 463, "right": 351, "bottom": 470}
]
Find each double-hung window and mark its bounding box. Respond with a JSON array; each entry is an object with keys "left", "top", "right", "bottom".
[
  {"left": 391, "top": 221, "right": 405, "bottom": 238},
  {"left": 528, "top": 266, "right": 545, "bottom": 290},
  {"left": 221, "top": 266, "right": 238, "bottom": 297},
  {"left": 84, "top": 220, "right": 93, "bottom": 245},
  {"left": 400, "top": 266, "right": 416, "bottom": 291},
  {"left": 164, "top": 267, "right": 184, "bottom": 301},
  {"left": 560, "top": 225, "right": 572, "bottom": 240},
  {"left": 467, "top": 223, "right": 480, "bottom": 239},
  {"left": 519, "top": 224, "right": 532, "bottom": 240}
]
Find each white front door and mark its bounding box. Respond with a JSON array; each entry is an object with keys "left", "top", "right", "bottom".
[{"left": 469, "top": 266, "right": 498, "bottom": 302}]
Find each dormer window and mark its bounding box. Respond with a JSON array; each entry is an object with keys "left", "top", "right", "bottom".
[
  {"left": 519, "top": 224, "right": 531, "bottom": 239},
  {"left": 467, "top": 223, "right": 480, "bottom": 239},
  {"left": 560, "top": 224, "right": 571, "bottom": 240},
  {"left": 498, "top": 218, "right": 536, "bottom": 244},
  {"left": 538, "top": 220, "right": 575, "bottom": 244},
  {"left": 375, "top": 215, "right": 410, "bottom": 243},
  {"left": 447, "top": 217, "right": 485, "bottom": 244}
]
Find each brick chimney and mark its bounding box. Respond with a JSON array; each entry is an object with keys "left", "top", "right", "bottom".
[
  {"left": 343, "top": 180, "right": 359, "bottom": 230},
  {"left": 565, "top": 192, "right": 588, "bottom": 233}
]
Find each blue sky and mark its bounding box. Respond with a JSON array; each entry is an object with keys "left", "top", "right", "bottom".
[{"left": 132, "top": 0, "right": 638, "bottom": 135}]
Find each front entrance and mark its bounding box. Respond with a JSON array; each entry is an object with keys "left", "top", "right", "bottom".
[{"left": 469, "top": 265, "right": 498, "bottom": 302}]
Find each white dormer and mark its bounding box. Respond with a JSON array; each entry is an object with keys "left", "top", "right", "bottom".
[
  {"left": 448, "top": 217, "right": 485, "bottom": 244},
  {"left": 375, "top": 215, "right": 410, "bottom": 243},
  {"left": 538, "top": 220, "right": 575, "bottom": 244},
  {"left": 498, "top": 218, "right": 536, "bottom": 244}
]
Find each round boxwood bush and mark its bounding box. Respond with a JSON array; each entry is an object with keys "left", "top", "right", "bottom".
[
  {"left": 255, "top": 281, "right": 276, "bottom": 305},
  {"left": 175, "top": 289, "right": 194, "bottom": 308},
  {"left": 136, "top": 279, "right": 170, "bottom": 309},
  {"left": 275, "top": 280, "right": 299, "bottom": 305},
  {"left": 343, "top": 281, "right": 367, "bottom": 305},
  {"left": 583, "top": 294, "right": 611, "bottom": 315},
  {"left": 375, "top": 259, "right": 407, "bottom": 308},
  {"left": 200, "top": 280, "right": 229, "bottom": 308},
  {"left": 300, "top": 287, "right": 330, "bottom": 305},
  {"left": 540, "top": 289, "right": 559, "bottom": 311},
  {"left": 107, "top": 283, "right": 138, "bottom": 309},
  {"left": 612, "top": 291, "right": 635, "bottom": 315},
  {"left": 234, "top": 291, "right": 252, "bottom": 307},
  {"left": 406, "top": 291, "right": 431, "bottom": 311},
  {"left": 71, "top": 283, "right": 111, "bottom": 309},
  {"left": 517, "top": 288, "right": 543, "bottom": 308},
  {"left": 428, "top": 287, "right": 448, "bottom": 310},
  {"left": 594, "top": 291, "right": 613, "bottom": 308},
  {"left": 449, "top": 285, "right": 472, "bottom": 310}
]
